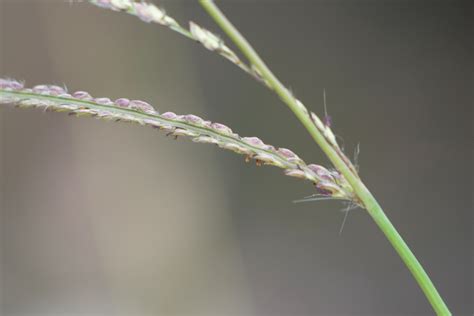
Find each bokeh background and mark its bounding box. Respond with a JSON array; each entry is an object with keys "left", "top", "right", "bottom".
[{"left": 1, "top": 0, "right": 472, "bottom": 315}]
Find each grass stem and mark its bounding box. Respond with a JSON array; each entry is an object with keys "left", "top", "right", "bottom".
[{"left": 198, "top": 1, "right": 451, "bottom": 314}]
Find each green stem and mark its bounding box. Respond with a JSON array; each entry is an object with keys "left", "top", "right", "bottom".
[{"left": 199, "top": 1, "right": 450, "bottom": 314}]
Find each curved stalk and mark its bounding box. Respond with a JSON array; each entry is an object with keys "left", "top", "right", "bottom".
[
  {"left": 87, "top": 0, "right": 261, "bottom": 81},
  {"left": 0, "top": 80, "right": 358, "bottom": 201},
  {"left": 198, "top": 1, "right": 451, "bottom": 314}
]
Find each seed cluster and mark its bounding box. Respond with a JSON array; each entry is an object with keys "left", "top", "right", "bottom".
[
  {"left": 87, "top": 0, "right": 263, "bottom": 83},
  {"left": 0, "top": 78, "right": 356, "bottom": 201}
]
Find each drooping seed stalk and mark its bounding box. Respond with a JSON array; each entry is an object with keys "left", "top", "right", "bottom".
[
  {"left": 0, "top": 78, "right": 357, "bottom": 203},
  {"left": 198, "top": 1, "right": 451, "bottom": 315},
  {"left": 87, "top": 0, "right": 268, "bottom": 84}
]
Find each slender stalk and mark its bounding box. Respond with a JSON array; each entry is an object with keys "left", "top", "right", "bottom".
[
  {"left": 0, "top": 81, "right": 359, "bottom": 197},
  {"left": 198, "top": 1, "right": 450, "bottom": 314},
  {"left": 86, "top": 0, "right": 261, "bottom": 81}
]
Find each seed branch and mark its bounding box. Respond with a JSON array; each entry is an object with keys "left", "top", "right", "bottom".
[
  {"left": 87, "top": 0, "right": 265, "bottom": 83},
  {"left": 0, "top": 78, "right": 357, "bottom": 203}
]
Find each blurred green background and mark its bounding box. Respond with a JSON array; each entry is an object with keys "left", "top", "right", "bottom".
[{"left": 1, "top": 0, "right": 472, "bottom": 315}]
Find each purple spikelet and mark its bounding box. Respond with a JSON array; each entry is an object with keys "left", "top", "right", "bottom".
[{"left": 0, "top": 78, "right": 356, "bottom": 203}]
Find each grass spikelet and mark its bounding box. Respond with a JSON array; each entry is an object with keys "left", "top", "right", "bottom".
[
  {"left": 0, "top": 78, "right": 356, "bottom": 203},
  {"left": 86, "top": 0, "right": 261, "bottom": 82}
]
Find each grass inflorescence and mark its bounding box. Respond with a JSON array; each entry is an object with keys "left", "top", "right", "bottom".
[
  {"left": 0, "top": 78, "right": 358, "bottom": 204},
  {"left": 87, "top": 0, "right": 265, "bottom": 83},
  {"left": 1, "top": 1, "right": 452, "bottom": 314}
]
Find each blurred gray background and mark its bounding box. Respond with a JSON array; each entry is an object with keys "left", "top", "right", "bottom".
[{"left": 0, "top": 0, "right": 472, "bottom": 315}]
